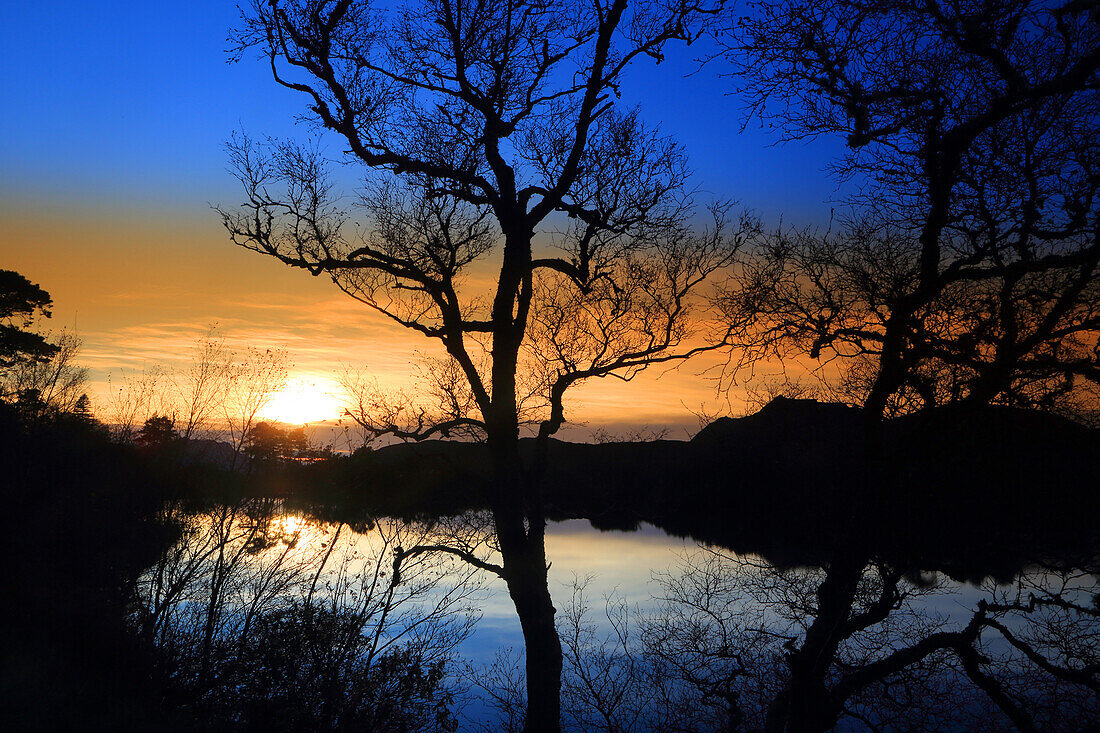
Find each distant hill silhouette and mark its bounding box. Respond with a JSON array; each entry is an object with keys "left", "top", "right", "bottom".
[
  {"left": 675, "top": 399, "right": 1098, "bottom": 576},
  {"left": 692, "top": 396, "right": 864, "bottom": 449},
  {"left": 291, "top": 398, "right": 1099, "bottom": 578},
  {"left": 179, "top": 438, "right": 249, "bottom": 471}
]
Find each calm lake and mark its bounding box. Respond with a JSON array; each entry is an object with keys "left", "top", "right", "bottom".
[{"left": 132, "top": 501, "right": 1098, "bottom": 730}]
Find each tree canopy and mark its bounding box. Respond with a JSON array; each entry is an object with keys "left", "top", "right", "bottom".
[
  {"left": 720, "top": 0, "right": 1100, "bottom": 418},
  {"left": 0, "top": 269, "right": 59, "bottom": 372}
]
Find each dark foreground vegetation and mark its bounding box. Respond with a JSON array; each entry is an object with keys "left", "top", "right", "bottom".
[
  {"left": 4, "top": 394, "right": 1098, "bottom": 731},
  {"left": 1, "top": 400, "right": 471, "bottom": 732},
  {"left": 2, "top": 399, "right": 185, "bottom": 729}
]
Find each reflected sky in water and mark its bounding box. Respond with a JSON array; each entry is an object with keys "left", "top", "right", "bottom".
[
  {"left": 165, "top": 506, "right": 1095, "bottom": 730},
  {"left": 463, "top": 520, "right": 695, "bottom": 663},
  {"left": 334, "top": 516, "right": 1003, "bottom": 664}
]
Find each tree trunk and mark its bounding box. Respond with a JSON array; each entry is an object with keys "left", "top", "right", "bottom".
[
  {"left": 505, "top": 531, "right": 563, "bottom": 733},
  {"left": 765, "top": 554, "right": 865, "bottom": 733},
  {"left": 488, "top": 430, "right": 563, "bottom": 732},
  {"left": 484, "top": 224, "right": 563, "bottom": 730},
  {"left": 864, "top": 313, "right": 909, "bottom": 423}
]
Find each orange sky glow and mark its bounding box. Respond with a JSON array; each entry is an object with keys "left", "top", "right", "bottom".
[{"left": 2, "top": 199, "right": 791, "bottom": 437}]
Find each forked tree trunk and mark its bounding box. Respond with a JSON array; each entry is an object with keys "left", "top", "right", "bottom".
[{"left": 481, "top": 226, "right": 565, "bottom": 730}]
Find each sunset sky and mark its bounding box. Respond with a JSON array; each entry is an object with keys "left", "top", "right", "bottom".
[{"left": 1, "top": 1, "right": 851, "bottom": 433}]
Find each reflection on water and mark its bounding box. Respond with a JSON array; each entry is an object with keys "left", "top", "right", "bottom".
[
  {"left": 461, "top": 520, "right": 694, "bottom": 662},
  {"left": 132, "top": 499, "right": 482, "bottom": 730},
  {"left": 137, "top": 501, "right": 1099, "bottom": 731},
  {"left": 276, "top": 512, "right": 306, "bottom": 537}
]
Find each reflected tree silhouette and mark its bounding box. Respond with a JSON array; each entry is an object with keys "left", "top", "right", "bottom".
[
  {"left": 132, "top": 501, "right": 484, "bottom": 730},
  {"left": 477, "top": 548, "right": 1098, "bottom": 732}
]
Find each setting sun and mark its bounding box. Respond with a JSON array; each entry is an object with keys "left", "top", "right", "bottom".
[{"left": 259, "top": 375, "right": 344, "bottom": 425}]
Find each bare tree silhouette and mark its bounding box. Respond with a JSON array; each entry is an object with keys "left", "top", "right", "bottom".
[
  {"left": 133, "top": 503, "right": 482, "bottom": 729},
  {"left": 719, "top": 0, "right": 1100, "bottom": 420},
  {"left": 217, "top": 2, "right": 753, "bottom": 728}
]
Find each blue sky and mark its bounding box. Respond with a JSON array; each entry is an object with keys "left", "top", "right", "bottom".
[
  {"left": 0, "top": 0, "right": 850, "bottom": 221},
  {"left": 1, "top": 1, "right": 303, "bottom": 208}
]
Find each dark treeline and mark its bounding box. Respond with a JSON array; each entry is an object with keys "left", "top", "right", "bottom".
[
  {"left": 286, "top": 396, "right": 1100, "bottom": 581},
  {"left": 3, "top": 397, "right": 198, "bottom": 729}
]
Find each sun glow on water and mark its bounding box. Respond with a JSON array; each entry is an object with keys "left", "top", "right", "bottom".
[
  {"left": 280, "top": 514, "right": 304, "bottom": 535},
  {"left": 259, "top": 375, "right": 344, "bottom": 425},
  {"left": 271, "top": 513, "right": 329, "bottom": 552}
]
